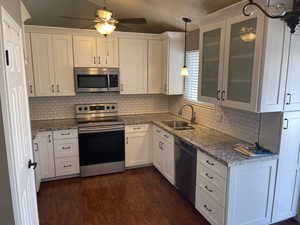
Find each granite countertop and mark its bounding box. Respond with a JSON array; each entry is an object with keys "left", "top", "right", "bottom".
[{"left": 31, "top": 113, "right": 277, "bottom": 167}]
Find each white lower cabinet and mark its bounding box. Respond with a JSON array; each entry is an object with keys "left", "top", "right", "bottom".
[
  {"left": 33, "top": 129, "right": 79, "bottom": 181},
  {"left": 196, "top": 151, "right": 277, "bottom": 225},
  {"left": 125, "top": 124, "right": 152, "bottom": 167},
  {"left": 152, "top": 125, "right": 175, "bottom": 185}
]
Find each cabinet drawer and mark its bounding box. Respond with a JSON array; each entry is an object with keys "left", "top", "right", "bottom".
[
  {"left": 126, "top": 124, "right": 149, "bottom": 133},
  {"left": 196, "top": 187, "right": 225, "bottom": 225},
  {"left": 197, "top": 175, "right": 226, "bottom": 207},
  {"left": 197, "top": 163, "right": 226, "bottom": 192},
  {"left": 197, "top": 151, "right": 227, "bottom": 178},
  {"left": 53, "top": 129, "right": 78, "bottom": 140},
  {"left": 55, "top": 157, "right": 79, "bottom": 177},
  {"left": 54, "top": 139, "right": 79, "bottom": 158}
]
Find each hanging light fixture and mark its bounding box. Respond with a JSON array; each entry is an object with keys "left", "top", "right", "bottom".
[
  {"left": 95, "top": 22, "right": 116, "bottom": 35},
  {"left": 242, "top": 0, "right": 300, "bottom": 33},
  {"left": 180, "top": 17, "right": 192, "bottom": 77}
]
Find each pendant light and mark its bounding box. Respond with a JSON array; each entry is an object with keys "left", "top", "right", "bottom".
[{"left": 180, "top": 17, "right": 192, "bottom": 77}]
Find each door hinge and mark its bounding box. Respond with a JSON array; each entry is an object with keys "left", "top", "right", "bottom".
[{"left": 5, "top": 50, "right": 9, "bottom": 66}]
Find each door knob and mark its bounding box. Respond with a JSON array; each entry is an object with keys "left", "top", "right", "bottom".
[{"left": 28, "top": 160, "right": 37, "bottom": 170}]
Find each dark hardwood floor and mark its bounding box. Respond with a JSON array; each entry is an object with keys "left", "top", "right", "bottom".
[{"left": 38, "top": 167, "right": 299, "bottom": 225}]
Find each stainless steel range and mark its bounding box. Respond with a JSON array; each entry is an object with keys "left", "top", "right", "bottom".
[{"left": 76, "top": 103, "right": 125, "bottom": 177}]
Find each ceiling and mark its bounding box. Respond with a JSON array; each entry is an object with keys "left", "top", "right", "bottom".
[{"left": 22, "top": 0, "right": 241, "bottom": 33}]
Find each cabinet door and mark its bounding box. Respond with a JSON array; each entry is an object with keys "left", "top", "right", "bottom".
[
  {"left": 148, "top": 40, "right": 163, "bottom": 94},
  {"left": 272, "top": 112, "right": 300, "bottom": 223},
  {"left": 73, "top": 35, "right": 97, "bottom": 67},
  {"left": 31, "top": 33, "right": 55, "bottom": 96},
  {"left": 52, "top": 34, "right": 75, "bottom": 96},
  {"left": 119, "top": 38, "right": 148, "bottom": 94},
  {"left": 162, "top": 39, "right": 169, "bottom": 94},
  {"left": 24, "top": 32, "right": 35, "bottom": 97},
  {"left": 35, "top": 132, "right": 55, "bottom": 179},
  {"left": 222, "top": 14, "right": 264, "bottom": 111},
  {"left": 98, "top": 36, "right": 119, "bottom": 67},
  {"left": 125, "top": 132, "right": 151, "bottom": 167},
  {"left": 153, "top": 133, "right": 163, "bottom": 173},
  {"left": 198, "top": 22, "right": 225, "bottom": 104},
  {"left": 284, "top": 29, "right": 300, "bottom": 111},
  {"left": 162, "top": 139, "right": 175, "bottom": 184}
]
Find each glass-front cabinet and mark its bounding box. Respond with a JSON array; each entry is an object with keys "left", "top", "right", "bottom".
[
  {"left": 222, "top": 14, "right": 264, "bottom": 111},
  {"left": 198, "top": 22, "right": 225, "bottom": 104}
]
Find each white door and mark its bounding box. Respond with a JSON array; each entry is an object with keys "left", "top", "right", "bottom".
[
  {"left": 161, "top": 140, "right": 175, "bottom": 184},
  {"left": 125, "top": 132, "right": 150, "bottom": 167},
  {"left": 284, "top": 29, "right": 300, "bottom": 111},
  {"left": 0, "top": 7, "right": 39, "bottom": 225},
  {"left": 222, "top": 14, "right": 264, "bottom": 111},
  {"left": 31, "top": 33, "right": 55, "bottom": 96},
  {"left": 148, "top": 40, "right": 163, "bottom": 94},
  {"left": 32, "top": 139, "right": 41, "bottom": 192},
  {"left": 119, "top": 38, "right": 148, "bottom": 94},
  {"left": 24, "top": 32, "right": 35, "bottom": 97},
  {"left": 73, "top": 35, "right": 97, "bottom": 67},
  {"left": 36, "top": 132, "right": 55, "bottom": 179},
  {"left": 272, "top": 112, "right": 300, "bottom": 223},
  {"left": 198, "top": 22, "right": 225, "bottom": 104},
  {"left": 52, "top": 34, "right": 75, "bottom": 96}
]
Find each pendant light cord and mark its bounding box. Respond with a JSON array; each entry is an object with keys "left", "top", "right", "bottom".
[{"left": 184, "top": 21, "right": 187, "bottom": 67}]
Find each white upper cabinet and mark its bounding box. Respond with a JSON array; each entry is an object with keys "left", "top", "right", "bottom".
[
  {"left": 31, "top": 33, "right": 55, "bottom": 96},
  {"left": 198, "top": 22, "right": 225, "bottom": 105},
  {"left": 198, "top": 1, "right": 289, "bottom": 112},
  {"left": 31, "top": 32, "right": 75, "bottom": 97},
  {"left": 73, "top": 35, "right": 118, "bottom": 68},
  {"left": 119, "top": 38, "right": 148, "bottom": 94},
  {"left": 52, "top": 34, "right": 75, "bottom": 96},
  {"left": 148, "top": 40, "right": 163, "bottom": 94},
  {"left": 284, "top": 28, "right": 300, "bottom": 111},
  {"left": 24, "top": 32, "right": 35, "bottom": 97},
  {"left": 73, "top": 35, "right": 97, "bottom": 67},
  {"left": 161, "top": 32, "right": 185, "bottom": 95}
]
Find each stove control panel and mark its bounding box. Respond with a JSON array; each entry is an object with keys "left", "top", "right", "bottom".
[{"left": 75, "top": 103, "right": 118, "bottom": 114}]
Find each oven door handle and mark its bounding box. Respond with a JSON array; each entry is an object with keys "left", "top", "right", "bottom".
[{"left": 79, "top": 126, "right": 124, "bottom": 134}]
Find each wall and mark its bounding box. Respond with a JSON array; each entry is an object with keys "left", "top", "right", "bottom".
[
  {"left": 0, "top": 0, "right": 21, "bottom": 225},
  {"left": 169, "top": 95, "right": 260, "bottom": 143},
  {"left": 30, "top": 94, "right": 169, "bottom": 120}
]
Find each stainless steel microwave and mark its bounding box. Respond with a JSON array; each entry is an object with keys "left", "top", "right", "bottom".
[{"left": 74, "top": 67, "right": 120, "bottom": 93}]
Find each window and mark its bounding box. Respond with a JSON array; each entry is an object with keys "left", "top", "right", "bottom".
[{"left": 184, "top": 51, "right": 199, "bottom": 102}]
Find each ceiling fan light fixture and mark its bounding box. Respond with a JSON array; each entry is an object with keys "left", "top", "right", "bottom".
[
  {"left": 97, "top": 9, "right": 112, "bottom": 21},
  {"left": 95, "top": 22, "right": 116, "bottom": 35}
]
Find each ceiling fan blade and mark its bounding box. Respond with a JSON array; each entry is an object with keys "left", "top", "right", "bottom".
[
  {"left": 118, "top": 18, "right": 147, "bottom": 24},
  {"left": 60, "top": 16, "right": 100, "bottom": 22},
  {"left": 116, "top": 24, "right": 131, "bottom": 32}
]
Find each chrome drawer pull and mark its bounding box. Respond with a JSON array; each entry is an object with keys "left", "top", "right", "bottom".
[
  {"left": 62, "top": 146, "right": 71, "bottom": 150},
  {"left": 164, "top": 134, "right": 169, "bottom": 139},
  {"left": 205, "top": 173, "right": 214, "bottom": 180},
  {"left": 133, "top": 127, "right": 142, "bottom": 130},
  {"left": 61, "top": 132, "right": 71, "bottom": 136},
  {"left": 206, "top": 160, "right": 214, "bottom": 166},
  {"left": 203, "top": 204, "right": 212, "bottom": 212},
  {"left": 205, "top": 185, "right": 213, "bottom": 193},
  {"left": 156, "top": 129, "right": 161, "bottom": 133}
]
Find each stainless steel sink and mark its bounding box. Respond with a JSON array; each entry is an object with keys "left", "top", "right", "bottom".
[{"left": 161, "top": 120, "right": 195, "bottom": 130}]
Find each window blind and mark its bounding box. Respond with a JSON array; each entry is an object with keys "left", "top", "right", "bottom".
[{"left": 184, "top": 51, "right": 199, "bottom": 102}]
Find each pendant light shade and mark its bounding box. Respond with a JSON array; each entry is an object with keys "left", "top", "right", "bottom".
[{"left": 180, "top": 17, "right": 192, "bottom": 77}]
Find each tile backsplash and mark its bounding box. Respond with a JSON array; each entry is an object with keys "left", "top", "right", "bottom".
[
  {"left": 29, "top": 93, "right": 169, "bottom": 120},
  {"left": 168, "top": 95, "right": 260, "bottom": 143}
]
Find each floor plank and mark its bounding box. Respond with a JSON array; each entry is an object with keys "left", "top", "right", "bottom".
[{"left": 38, "top": 167, "right": 299, "bottom": 225}]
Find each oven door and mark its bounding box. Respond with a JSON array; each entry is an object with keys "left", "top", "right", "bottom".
[{"left": 78, "top": 125, "right": 125, "bottom": 176}]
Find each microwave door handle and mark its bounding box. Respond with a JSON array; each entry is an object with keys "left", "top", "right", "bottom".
[{"left": 107, "top": 74, "right": 110, "bottom": 90}]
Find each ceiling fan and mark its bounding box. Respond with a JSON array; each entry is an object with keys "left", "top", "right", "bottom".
[{"left": 61, "top": 0, "right": 147, "bottom": 35}]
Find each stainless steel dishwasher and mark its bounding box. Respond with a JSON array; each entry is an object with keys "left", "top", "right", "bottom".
[{"left": 175, "top": 138, "right": 197, "bottom": 205}]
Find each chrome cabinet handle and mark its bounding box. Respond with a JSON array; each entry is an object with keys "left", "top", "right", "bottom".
[
  {"left": 34, "top": 143, "right": 39, "bottom": 152},
  {"left": 98, "top": 56, "right": 101, "bottom": 65},
  {"left": 126, "top": 137, "right": 128, "bottom": 144},
  {"left": 93, "top": 56, "right": 96, "bottom": 64},
  {"left": 206, "top": 160, "right": 214, "bottom": 166},
  {"left": 164, "top": 134, "right": 169, "bottom": 139},
  {"left": 205, "top": 173, "right": 213, "bottom": 180},
  {"left": 29, "top": 85, "right": 33, "bottom": 94},
  {"left": 221, "top": 90, "right": 225, "bottom": 101},
  {"left": 133, "top": 127, "right": 142, "bottom": 130},
  {"left": 286, "top": 93, "right": 292, "bottom": 105},
  {"left": 61, "top": 132, "right": 71, "bottom": 136},
  {"left": 205, "top": 185, "right": 213, "bottom": 193},
  {"left": 48, "top": 134, "right": 52, "bottom": 143},
  {"left": 56, "top": 84, "right": 60, "bottom": 93},
  {"left": 62, "top": 146, "right": 71, "bottom": 150},
  {"left": 203, "top": 204, "right": 212, "bottom": 212},
  {"left": 63, "top": 164, "right": 72, "bottom": 168},
  {"left": 51, "top": 84, "right": 55, "bottom": 93},
  {"left": 284, "top": 118, "right": 289, "bottom": 130}
]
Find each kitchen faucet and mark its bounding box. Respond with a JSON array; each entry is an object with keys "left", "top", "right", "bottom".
[{"left": 178, "top": 104, "right": 196, "bottom": 124}]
